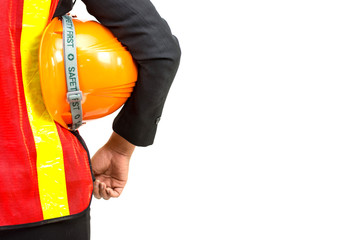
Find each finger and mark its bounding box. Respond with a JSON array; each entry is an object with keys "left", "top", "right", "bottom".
[
  {"left": 99, "top": 182, "right": 111, "bottom": 200},
  {"left": 93, "top": 180, "right": 101, "bottom": 199}
]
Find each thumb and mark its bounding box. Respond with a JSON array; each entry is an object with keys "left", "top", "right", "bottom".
[{"left": 106, "top": 187, "right": 123, "bottom": 198}]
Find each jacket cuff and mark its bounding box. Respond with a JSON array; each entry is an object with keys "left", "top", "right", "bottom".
[{"left": 112, "top": 111, "right": 159, "bottom": 147}]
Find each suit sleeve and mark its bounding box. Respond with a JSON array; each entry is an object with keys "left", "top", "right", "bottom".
[{"left": 81, "top": 0, "right": 181, "bottom": 146}]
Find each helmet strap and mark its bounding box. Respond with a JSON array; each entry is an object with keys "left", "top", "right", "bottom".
[{"left": 62, "top": 15, "right": 83, "bottom": 130}]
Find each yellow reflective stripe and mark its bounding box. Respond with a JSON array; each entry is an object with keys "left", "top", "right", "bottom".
[{"left": 20, "top": 0, "right": 70, "bottom": 219}]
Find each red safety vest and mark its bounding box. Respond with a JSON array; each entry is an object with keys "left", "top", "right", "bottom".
[{"left": 0, "top": 0, "right": 93, "bottom": 229}]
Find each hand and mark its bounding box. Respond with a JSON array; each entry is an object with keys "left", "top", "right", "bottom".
[{"left": 91, "top": 132, "right": 135, "bottom": 200}]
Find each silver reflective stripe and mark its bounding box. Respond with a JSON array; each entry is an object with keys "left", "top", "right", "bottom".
[{"left": 62, "top": 15, "right": 83, "bottom": 130}]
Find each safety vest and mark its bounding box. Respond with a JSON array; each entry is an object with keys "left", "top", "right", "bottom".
[{"left": 0, "top": 0, "right": 93, "bottom": 229}]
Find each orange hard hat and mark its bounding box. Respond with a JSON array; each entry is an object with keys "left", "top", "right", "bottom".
[{"left": 39, "top": 15, "right": 137, "bottom": 130}]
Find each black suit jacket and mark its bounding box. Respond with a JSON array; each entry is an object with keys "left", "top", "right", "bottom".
[{"left": 54, "top": 0, "right": 181, "bottom": 146}]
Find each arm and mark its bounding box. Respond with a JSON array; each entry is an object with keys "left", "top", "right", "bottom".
[
  {"left": 81, "top": 0, "right": 180, "bottom": 198},
  {"left": 82, "top": 0, "right": 181, "bottom": 146}
]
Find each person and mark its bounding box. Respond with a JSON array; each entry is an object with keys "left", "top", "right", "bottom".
[{"left": 0, "top": 0, "right": 180, "bottom": 239}]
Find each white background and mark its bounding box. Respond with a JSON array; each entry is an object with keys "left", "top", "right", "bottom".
[{"left": 73, "top": 1, "right": 360, "bottom": 239}]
